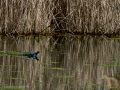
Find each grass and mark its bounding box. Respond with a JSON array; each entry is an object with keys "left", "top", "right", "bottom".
[
  {"left": 99, "top": 64, "right": 120, "bottom": 66},
  {"left": 0, "top": 87, "right": 24, "bottom": 90},
  {"left": 52, "top": 75, "right": 74, "bottom": 78},
  {"left": 57, "top": 84, "right": 67, "bottom": 86},
  {"left": 52, "top": 67, "right": 66, "bottom": 70},
  {"left": 0, "top": 0, "right": 120, "bottom": 35},
  {"left": 0, "top": 76, "right": 26, "bottom": 80}
]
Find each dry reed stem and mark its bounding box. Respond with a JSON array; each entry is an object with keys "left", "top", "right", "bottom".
[
  {"left": 103, "top": 75, "right": 111, "bottom": 89},
  {"left": 103, "top": 75, "right": 119, "bottom": 90},
  {"left": 110, "top": 77, "right": 119, "bottom": 90}
]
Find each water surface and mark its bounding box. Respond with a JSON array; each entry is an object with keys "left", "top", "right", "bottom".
[{"left": 0, "top": 35, "right": 120, "bottom": 90}]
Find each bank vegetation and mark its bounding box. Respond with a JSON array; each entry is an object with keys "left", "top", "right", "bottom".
[{"left": 0, "top": 0, "right": 120, "bottom": 35}]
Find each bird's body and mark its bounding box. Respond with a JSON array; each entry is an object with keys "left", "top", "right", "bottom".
[
  {"left": 0, "top": 51, "right": 40, "bottom": 61},
  {"left": 19, "top": 51, "right": 40, "bottom": 61}
]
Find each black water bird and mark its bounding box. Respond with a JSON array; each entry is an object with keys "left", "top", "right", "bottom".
[{"left": 19, "top": 51, "right": 40, "bottom": 61}]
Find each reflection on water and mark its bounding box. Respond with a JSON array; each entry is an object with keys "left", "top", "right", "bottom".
[{"left": 0, "top": 35, "right": 120, "bottom": 90}]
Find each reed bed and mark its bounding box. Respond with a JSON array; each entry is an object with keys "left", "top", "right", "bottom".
[{"left": 0, "top": 0, "right": 120, "bottom": 35}]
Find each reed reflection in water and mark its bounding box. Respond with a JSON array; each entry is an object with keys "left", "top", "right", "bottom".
[{"left": 0, "top": 36, "right": 120, "bottom": 90}]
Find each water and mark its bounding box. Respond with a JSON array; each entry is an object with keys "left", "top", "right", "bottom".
[{"left": 0, "top": 35, "right": 120, "bottom": 90}]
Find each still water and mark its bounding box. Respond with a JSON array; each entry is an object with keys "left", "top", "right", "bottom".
[{"left": 0, "top": 35, "right": 120, "bottom": 90}]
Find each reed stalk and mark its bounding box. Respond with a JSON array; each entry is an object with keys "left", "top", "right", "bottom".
[
  {"left": 103, "top": 75, "right": 119, "bottom": 89},
  {"left": 0, "top": 0, "right": 120, "bottom": 35}
]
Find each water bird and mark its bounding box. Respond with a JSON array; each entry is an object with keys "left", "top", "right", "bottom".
[
  {"left": 0, "top": 51, "right": 41, "bottom": 61},
  {"left": 19, "top": 51, "right": 40, "bottom": 61},
  {"left": 28, "top": 51, "right": 40, "bottom": 61}
]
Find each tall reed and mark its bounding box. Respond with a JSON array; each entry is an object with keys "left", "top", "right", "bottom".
[{"left": 0, "top": 0, "right": 120, "bottom": 35}]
